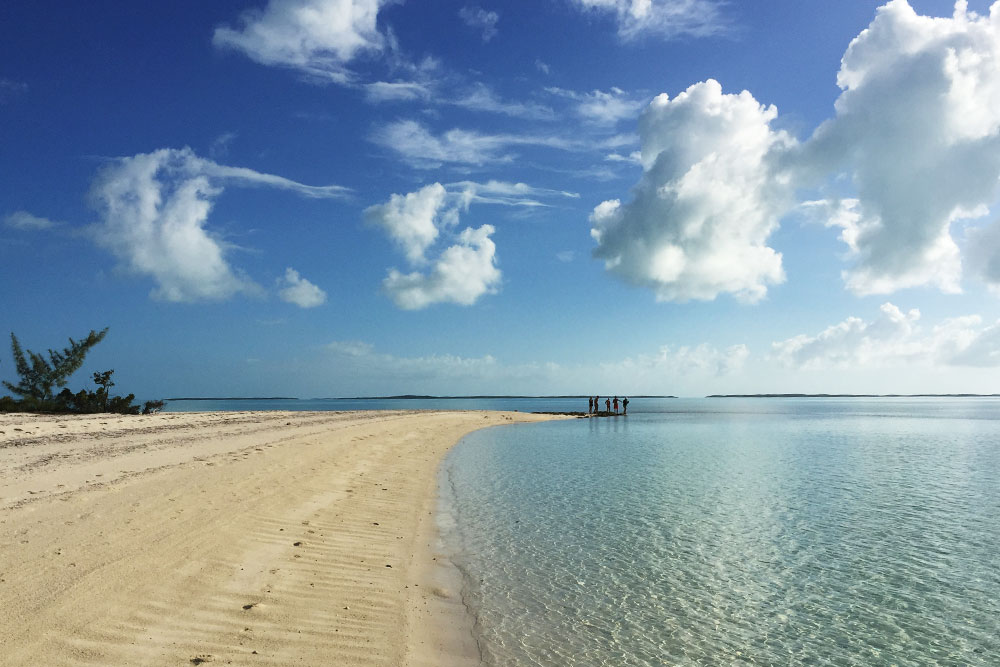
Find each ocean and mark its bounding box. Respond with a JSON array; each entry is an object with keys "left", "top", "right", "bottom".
[
  {"left": 163, "top": 396, "right": 1000, "bottom": 664},
  {"left": 439, "top": 398, "right": 1000, "bottom": 666}
]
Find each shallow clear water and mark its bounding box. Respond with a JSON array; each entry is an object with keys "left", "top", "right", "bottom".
[{"left": 440, "top": 398, "right": 1000, "bottom": 666}]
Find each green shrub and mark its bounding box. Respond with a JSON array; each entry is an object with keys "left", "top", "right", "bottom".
[{"left": 2, "top": 329, "right": 162, "bottom": 416}]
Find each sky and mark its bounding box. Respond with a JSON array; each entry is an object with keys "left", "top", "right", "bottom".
[{"left": 5, "top": 0, "right": 1000, "bottom": 398}]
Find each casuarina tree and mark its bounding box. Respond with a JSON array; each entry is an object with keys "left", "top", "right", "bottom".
[{"left": 3, "top": 328, "right": 108, "bottom": 402}]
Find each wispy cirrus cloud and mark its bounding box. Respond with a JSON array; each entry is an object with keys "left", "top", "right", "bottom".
[
  {"left": 4, "top": 211, "right": 59, "bottom": 231},
  {"left": 364, "top": 80, "right": 433, "bottom": 103},
  {"left": 571, "top": 0, "right": 729, "bottom": 41},
  {"left": 447, "top": 180, "right": 579, "bottom": 207},
  {"left": 546, "top": 86, "right": 647, "bottom": 125},
  {"left": 209, "top": 131, "right": 238, "bottom": 159},
  {"left": 459, "top": 6, "right": 500, "bottom": 42},
  {"left": 451, "top": 82, "right": 554, "bottom": 119},
  {"left": 0, "top": 78, "right": 28, "bottom": 103},
  {"left": 372, "top": 119, "right": 631, "bottom": 167},
  {"left": 364, "top": 78, "right": 554, "bottom": 120}
]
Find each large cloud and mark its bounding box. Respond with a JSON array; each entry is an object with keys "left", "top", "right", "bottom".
[
  {"left": 590, "top": 79, "right": 795, "bottom": 302},
  {"left": 571, "top": 0, "right": 727, "bottom": 40},
  {"left": 800, "top": 0, "right": 1000, "bottom": 294},
  {"left": 89, "top": 147, "right": 346, "bottom": 302},
  {"left": 213, "top": 0, "right": 388, "bottom": 82},
  {"left": 771, "top": 301, "right": 1000, "bottom": 369},
  {"left": 595, "top": 2, "right": 1000, "bottom": 300}
]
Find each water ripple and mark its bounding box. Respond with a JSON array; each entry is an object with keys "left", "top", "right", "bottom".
[{"left": 441, "top": 400, "right": 1000, "bottom": 666}]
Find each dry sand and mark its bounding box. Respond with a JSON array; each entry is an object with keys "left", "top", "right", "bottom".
[{"left": 0, "top": 409, "right": 564, "bottom": 666}]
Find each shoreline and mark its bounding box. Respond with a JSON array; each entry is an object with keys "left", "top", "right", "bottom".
[{"left": 0, "top": 409, "right": 567, "bottom": 666}]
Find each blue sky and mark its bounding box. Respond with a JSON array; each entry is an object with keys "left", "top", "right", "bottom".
[{"left": 5, "top": 0, "right": 1000, "bottom": 398}]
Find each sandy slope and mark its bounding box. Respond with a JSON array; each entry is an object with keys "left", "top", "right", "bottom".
[{"left": 0, "top": 410, "right": 561, "bottom": 666}]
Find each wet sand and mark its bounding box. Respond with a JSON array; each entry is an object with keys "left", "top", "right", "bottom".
[{"left": 0, "top": 410, "right": 562, "bottom": 666}]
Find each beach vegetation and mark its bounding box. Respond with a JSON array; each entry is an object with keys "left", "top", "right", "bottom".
[
  {"left": 1, "top": 329, "right": 165, "bottom": 415},
  {"left": 4, "top": 328, "right": 108, "bottom": 402}
]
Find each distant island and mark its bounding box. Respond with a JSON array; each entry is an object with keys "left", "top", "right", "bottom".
[
  {"left": 163, "top": 395, "right": 677, "bottom": 401},
  {"left": 707, "top": 393, "right": 1000, "bottom": 398},
  {"left": 326, "top": 395, "right": 677, "bottom": 400},
  {"left": 165, "top": 397, "right": 299, "bottom": 401}
]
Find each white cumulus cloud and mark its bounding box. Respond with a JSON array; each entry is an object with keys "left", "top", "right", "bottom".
[
  {"left": 278, "top": 267, "right": 327, "bottom": 307},
  {"left": 89, "top": 147, "right": 346, "bottom": 303},
  {"left": 364, "top": 183, "right": 450, "bottom": 264},
  {"left": 364, "top": 181, "right": 576, "bottom": 308},
  {"left": 771, "top": 303, "right": 922, "bottom": 369},
  {"left": 571, "top": 0, "right": 727, "bottom": 40},
  {"left": 964, "top": 217, "right": 1000, "bottom": 293},
  {"left": 771, "top": 301, "right": 1000, "bottom": 369},
  {"left": 798, "top": 0, "right": 1000, "bottom": 294},
  {"left": 590, "top": 79, "right": 795, "bottom": 302},
  {"left": 383, "top": 224, "right": 501, "bottom": 309},
  {"left": 213, "top": 0, "right": 389, "bottom": 82},
  {"left": 595, "top": 2, "right": 1000, "bottom": 301}
]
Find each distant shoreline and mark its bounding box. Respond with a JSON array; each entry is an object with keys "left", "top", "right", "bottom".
[
  {"left": 166, "top": 395, "right": 678, "bottom": 401},
  {"left": 707, "top": 393, "right": 1000, "bottom": 398},
  {"left": 165, "top": 397, "right": 299, "bottom": 401},
  {"left": 161, "top": 394, "right": 1000, "bottom": 402}
]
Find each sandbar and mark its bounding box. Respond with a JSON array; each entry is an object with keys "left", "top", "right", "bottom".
[{"left": 0, "top": 409, "right": 563, "bottom": 666}]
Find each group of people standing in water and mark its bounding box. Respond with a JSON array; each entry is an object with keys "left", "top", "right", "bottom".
[{"left": 589, "top": 395, "right": 628, "bottom": 415}]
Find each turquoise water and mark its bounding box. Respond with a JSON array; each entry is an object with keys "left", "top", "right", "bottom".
[{"left": 440, "top": 398, "right": 1000, "bottom": 666}]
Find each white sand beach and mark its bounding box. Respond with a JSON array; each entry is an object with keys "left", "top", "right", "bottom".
[{"left": 0, "top": 410, "right": 563, "bottom": 666}]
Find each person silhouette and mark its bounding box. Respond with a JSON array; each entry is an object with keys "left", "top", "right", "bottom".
[
  {"left": 605, "top": 398, "right": 610, "bottom": 412},
  {"left": 613, "top": 396, "right": 619, "bottom": 414},
  {"left": 588, "top": 396, "right": 594, "bottom": 413},
  {"left": 622, "top": 397, "right": 629, "bottom": 415}
]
